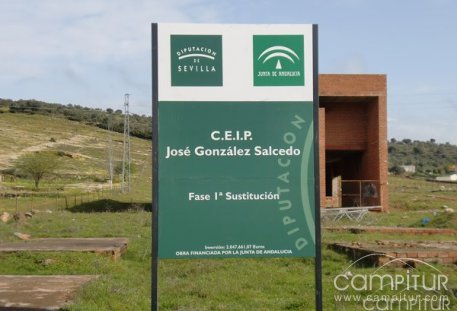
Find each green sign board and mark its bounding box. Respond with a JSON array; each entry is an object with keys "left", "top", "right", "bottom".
[
  {"left": 154, "top": 24, "right": 318, "bottom": 260},
  {"left": 158, "top": 102, "right": 315, "bottom": 258}
]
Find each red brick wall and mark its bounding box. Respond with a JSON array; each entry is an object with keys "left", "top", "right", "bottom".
[
  {"left": 320, "top": 74, "right": 386, "bottom": 96},
  {"left": 360, "top": 98, "right": 379, "bottom": 180},
  {"left": 322, "top": 102, "right": 368, "bottom": 150},
  {"left": 318, "top": 74, "right": 388, "bottom": 211}
]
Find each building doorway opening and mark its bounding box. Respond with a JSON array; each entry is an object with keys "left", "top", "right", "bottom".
[{"left": 325, "top": 151, "right": 380, "bottom": 208}]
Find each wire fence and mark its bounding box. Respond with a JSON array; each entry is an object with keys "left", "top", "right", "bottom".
[
  {"left": 341, "top": 180, "right": 381, "bottom": 207},
  {"left": 0, "top": 187, "right": 122, "bottom": 213}
]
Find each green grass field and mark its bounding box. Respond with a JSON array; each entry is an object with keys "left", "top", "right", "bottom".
[
  {"left": 0, "top": 113, "right": 456, "bottom": 310},
  {"left": 156, "top": 176, "right": 457, "bottom": 311}
]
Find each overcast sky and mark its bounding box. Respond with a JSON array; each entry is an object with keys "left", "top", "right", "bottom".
[{"left": 1, "top": 0, "right": 456, "bottom": 144}]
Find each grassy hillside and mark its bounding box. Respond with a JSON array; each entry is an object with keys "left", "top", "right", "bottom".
[
  {"left": 0, "top": 98, "right": 152, "bottom": 139},
  {"left": 0, "top": 112, "right": 150, "bottom": 194},
  {"left": 0, "top": 112, "right": 152, "bottom": 310}
]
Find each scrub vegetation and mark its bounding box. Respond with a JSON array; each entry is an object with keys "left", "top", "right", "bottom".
[
  {"left": 0, "top": 98, "right": 152, "bottom": 139},
  {"left": 388, "top": 138, "right": 457, "bottom": 177}
]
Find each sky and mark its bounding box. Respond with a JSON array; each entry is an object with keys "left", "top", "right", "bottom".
[{"left": 0, "top": 0, "right": 456, "bottom": 144}]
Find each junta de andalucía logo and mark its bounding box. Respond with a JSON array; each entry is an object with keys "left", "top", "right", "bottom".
[{"left": 253, "top": 35, "right": 304, "bottom": 86}]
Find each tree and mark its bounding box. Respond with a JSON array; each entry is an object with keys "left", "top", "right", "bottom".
[
  {"left": 402, "top": 138, "right": 412, "bottom": 144},
  {"left": 413, "top": 146, "right": 423, "bottom": 155},
  {"left": 15, "top": 152, "right": 60, "bottom": 188},
  {"left": 389, "top": 165, "right": 405, "bottom": 176},
  {"left": 114, "top": 161, "right": 137, "bottom": 176}
]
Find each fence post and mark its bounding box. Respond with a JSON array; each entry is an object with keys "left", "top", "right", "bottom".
[
  {"left": 65, "top": 196, "right": 68, "bottom": 209},
  {"left": 359, "top": 181, "right": 362, "bottom": 207}
]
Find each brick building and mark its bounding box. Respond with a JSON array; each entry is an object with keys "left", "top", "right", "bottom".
[{"left": 318, "top": 74, "right": 388, "bottom": 212}]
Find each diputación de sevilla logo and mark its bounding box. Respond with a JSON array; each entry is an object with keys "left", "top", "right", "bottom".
[{"left": 170, "top": 35, "right": 223, "bottom": 87}]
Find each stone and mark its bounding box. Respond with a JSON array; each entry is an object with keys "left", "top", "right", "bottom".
[
  {"left": 13, "top": 232, "right": 31, "bottom": 240},
  {"left": 41, "top": 258, "right": 56, "bottom": 266},
  {"left": 0, "top": 275, "right": 97, "bottom": 309},
  {"left": 0, "top": 237, "right": 129, "bottom": 260},
  {"left": 0, "top": 212, "right": 10, "bottom": 223}
]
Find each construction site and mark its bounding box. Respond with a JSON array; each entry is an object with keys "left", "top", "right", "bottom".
[{"left": 0, "top": 77, "right": 455, "bottom": 310}]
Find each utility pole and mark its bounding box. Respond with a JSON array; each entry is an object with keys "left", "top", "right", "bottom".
[
  {"left": 107, "top": 113, "right": 114, "bottom": 190},
  {"left": 121, "top": 93, "right": 131, "bottom": 193}
]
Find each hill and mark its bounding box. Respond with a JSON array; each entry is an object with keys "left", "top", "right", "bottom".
[
  {"left": 0, "top": 98, "right": 152, "bottom": 139},
  {"left": 0, "top": 113, "right": 152, "bottom": 309},
  {"left": 388, "top": 138, "right": 457, "bottom": 176},
  {"left": 0, "top": 112, "right": 151, "bottom": 195}
]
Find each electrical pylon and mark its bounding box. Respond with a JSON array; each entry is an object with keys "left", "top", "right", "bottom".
[{"left": 121, "top": 93, "right": 131, "bottom": 193}]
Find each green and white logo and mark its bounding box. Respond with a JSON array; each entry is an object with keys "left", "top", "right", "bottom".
[
  {"left": 253, "top": 35, "right": 304, "bottom": 86},
  {"left": 170, "top": 35, "right": 223, "bottom": 86}
]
